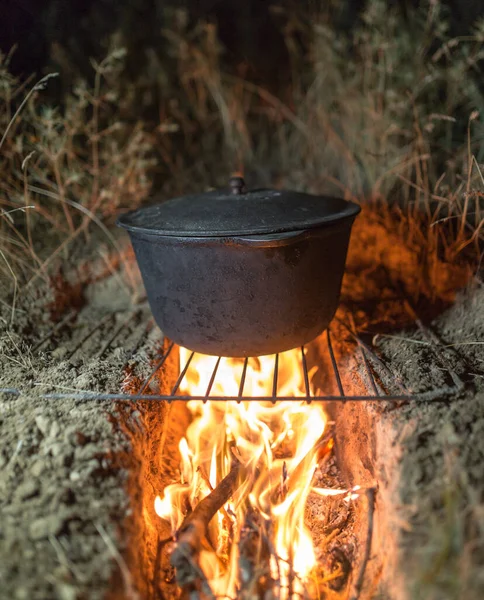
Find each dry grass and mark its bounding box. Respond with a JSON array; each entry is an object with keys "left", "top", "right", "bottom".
[
  {"left": 1, "top": 1, "right": 483, "bottom": 301},
  {"left": 158, "top": 2, "right": 484, "bottom": 262},
  {"left": 0, "top": 45, "right": 156, "bottom": 297}
]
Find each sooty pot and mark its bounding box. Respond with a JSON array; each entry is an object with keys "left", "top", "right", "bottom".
[{"left": 117, "top": 177, "right": 360, "bottom": 357}]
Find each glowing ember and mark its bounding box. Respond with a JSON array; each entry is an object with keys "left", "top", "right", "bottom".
[{"left": 155, "top": 347, "right": 328, "bottom": 597}]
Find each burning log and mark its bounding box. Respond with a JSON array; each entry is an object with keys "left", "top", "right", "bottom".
[
  {"left": 153, "top": 351, "right": 331, "bottom": 598},
  {"left": 170, "top": 456, "right": 241, "bottom": 595}
]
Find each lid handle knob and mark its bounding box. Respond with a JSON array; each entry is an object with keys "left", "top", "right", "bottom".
[{"left": 229, "top": 176, "right": 246, "bottom": 195}]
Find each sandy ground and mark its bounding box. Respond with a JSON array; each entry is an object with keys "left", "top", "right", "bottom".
[
  {"left": 0, "top": 266, "right": 160, "bottom": 600},
  {"left": 376, "top": 285, "right": 484, "bottom": 600},
  {"left": 333, "top": 283, "right": 484, "bottom": 600},
  {"left": 0, "top": 211, "right": 483, "bottom": 600}
]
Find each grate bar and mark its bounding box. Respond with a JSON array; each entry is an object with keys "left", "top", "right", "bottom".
[
  {"left": 171, "top": 350, "right": 195, "bottom": 396},
  {"left": 327, "top": 329, "right": 345, "bottom": 397},
  {"left": 204, "top": 357, "right": 221, "bottom": 400},
  {"left": 33, "top": 309, "right": 76, "bottom": 353},
  {"left": 238, "top": 357, "right": 249, "bottom": 400},
  {"left": 99, "top": 309, "right": 142, "bottom": 359},
  {"left": 98, "top": 319, "right": 129, "bottom": 359},
  {"left": 272, "top": 354, "right": 279, "bottom": 403},
  {"left": 127, "top": 316, "right": 154, "bottom": 359},
  {"left": 40, "top": 392, "right": 415, "bottom": 402},
  {"left": 403, "top": 297, "right": 465, "bottom": 391},
  {"left": 359, "top": 345, "right": 380, "bottom": 397},
  {"left": 301, "top": 346, "right": 311, "bottom": 398},
  {"left": 337, "top": 318, "right": 410, "bottom": 396},
  {"left": 139, "top": 341, "right": 175, "bottom": 394},
  {"left": 67, "top": 313, "right": 114, "bottom": 360}
]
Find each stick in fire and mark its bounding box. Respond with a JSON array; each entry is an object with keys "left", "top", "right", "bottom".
[
  {"left": 165, "top": 427, "right": 334, "bottom": 597},
  {"left": 170, "top": 454, "right": 241, "bottom": 597}
]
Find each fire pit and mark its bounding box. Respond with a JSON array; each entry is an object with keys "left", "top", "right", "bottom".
[
  {"left": 1, "top": 205, "right": 480, "bottom": 600},
  {"left": 115, "top": 179, "right": 374, "bottom": 596},
  {"left": 117, "top": 299, "right": 466, "bottom": 599},
  {"left": 114, "top": 180, "right": 416, "bottom": 596}
]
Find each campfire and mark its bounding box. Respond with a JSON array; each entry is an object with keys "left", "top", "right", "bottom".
[
  {"left": 115, "top": 177, "right": 366, "bottom": 598},
  {"left": 152, "top": 346, "right": 363, "bottom": 598},
  {"left": 2, "top": 2, "right": 484, "bottom": 599}
]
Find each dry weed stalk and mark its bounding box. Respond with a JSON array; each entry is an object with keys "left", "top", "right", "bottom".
[
  {"left": 0, "top": 45, "right": 155, "bottom": 303},
  {"left": 2, "top": 1, "right": 484, "bottom": 311},
  {"left": 159, "top": 2, "right": 484, "bottom": 270}
]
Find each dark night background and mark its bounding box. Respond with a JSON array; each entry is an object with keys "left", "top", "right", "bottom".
[{"left": 1, "top": 0, "right": 483, "bottom": 84}]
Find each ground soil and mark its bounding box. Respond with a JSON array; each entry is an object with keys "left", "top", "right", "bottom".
[
  {"left": 0, "top": 256, "right": 160, "bottom": 600},
  {"left": 0, "top": 207, "right": 483, "bottom": 600},
  {"left": 375, "top": 285, "right": 484, "bottom": 600},
  {"left": 333, "top": 283, "right": 484, "bottom": 600}
]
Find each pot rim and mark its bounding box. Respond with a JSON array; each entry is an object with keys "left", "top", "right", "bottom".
[
  {"left": 123, "top": 215, "right": 358, "bottom": 248},
  {"left": 117, "top": 194, "right": 361, "bottom": 239}
]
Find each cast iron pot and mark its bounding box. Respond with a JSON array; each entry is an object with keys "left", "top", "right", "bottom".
[{"left": 117, "top": 177, "right": 360, "bottom": 357}]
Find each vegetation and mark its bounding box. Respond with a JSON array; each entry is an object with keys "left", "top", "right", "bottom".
[
  {"left": 1, "top": 1, "right": 483, "bottom": 296},
  {"left": 0, "top": 2, "right": 483, "bottom": 596}
]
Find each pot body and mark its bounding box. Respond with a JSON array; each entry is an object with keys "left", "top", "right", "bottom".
[{"left": 128, "top": 217, "right": 356, "bottom": 356}]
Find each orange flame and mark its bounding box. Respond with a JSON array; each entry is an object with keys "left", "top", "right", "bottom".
[{"left": 155, "top": 347, "right": 327, "bottom": 597}]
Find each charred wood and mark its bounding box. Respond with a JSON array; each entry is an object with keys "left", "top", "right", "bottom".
[{"left": 170, "top": 457, "right": 241, "bottom": 595}]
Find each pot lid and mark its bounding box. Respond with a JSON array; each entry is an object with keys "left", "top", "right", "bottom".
[{"left": 117, "top": 176, "right": 361, "bottom": 237}]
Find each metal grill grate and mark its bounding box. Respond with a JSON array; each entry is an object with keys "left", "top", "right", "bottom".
[
  {"left": 127, "top": 325, "right": 415, "bottom": 403},
  {"left": 1, "top": 316, "right": 465, "bottom": 404}
]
